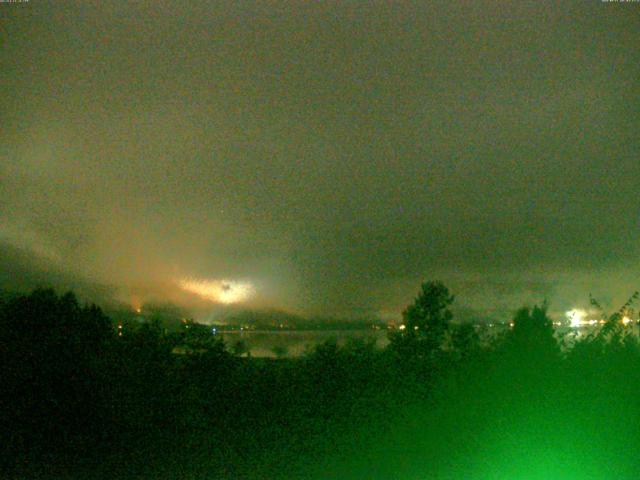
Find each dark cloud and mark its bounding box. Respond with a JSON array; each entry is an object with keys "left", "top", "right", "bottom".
[{"left": 2, "top": 1, "right": 639, "bottom": 319}]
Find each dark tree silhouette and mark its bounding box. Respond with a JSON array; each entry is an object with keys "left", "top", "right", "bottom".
[
  {"left": 451, "top": 322, "right": 480, "bottom": 358},
  {"left": 390, "top": 281, "right": 454, "bottom": 358},
  {"left": 0, "top": 288, "right": 115, "bottom": 466},
  {"left": 503, "top": 303, "right": 559, "bottom": 361}
]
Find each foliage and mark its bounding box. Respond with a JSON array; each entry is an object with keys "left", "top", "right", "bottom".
[
  {"left": 450, "top": 322, "right": 481, "bottom": 358},
  {"left": 5, "top": 285, "right": 640, "bottom": 479},
  {"left": 0, "top": 289, "right": 114, "bottom": 465},
  {"left": 389, "top": 280, "right": 454, "bottom": 359},
  {"left": 503, "top": 303, "right": 559, "bottom": 359}
]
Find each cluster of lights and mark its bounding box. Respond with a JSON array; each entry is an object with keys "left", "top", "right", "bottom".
[
  {"left": 395, "top": 324, "right": 422, "bottom": 331},
  {"left": 393, "top": 311, "right": 635, "bottom": 332},
  {"left": 566, "top": 309, "right": 635, "bottom": 328}
]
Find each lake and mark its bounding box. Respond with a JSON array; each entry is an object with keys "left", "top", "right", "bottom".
[
  {"left": 217, "top": 323, "right": 639, "bottom": 357},
  {"left": 218, "top": 329, "right": 390, "bottom": 357}
]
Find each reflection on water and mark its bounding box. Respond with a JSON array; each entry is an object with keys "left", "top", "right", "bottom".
[{"left": 219, "top": 330, "right": 390, "bottom": 358}]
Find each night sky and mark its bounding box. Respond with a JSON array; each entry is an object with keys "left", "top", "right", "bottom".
[{"left": 1, "top": 1, "right": 639, "bottom": 321}]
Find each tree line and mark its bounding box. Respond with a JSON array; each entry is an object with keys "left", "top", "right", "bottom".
[{"left": 1, "top": 283, "right": 640, "bottom": 479}]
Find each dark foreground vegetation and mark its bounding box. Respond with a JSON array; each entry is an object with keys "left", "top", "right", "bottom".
[{"left": 2, "top": 283, "right": 640, "bottom": 479}]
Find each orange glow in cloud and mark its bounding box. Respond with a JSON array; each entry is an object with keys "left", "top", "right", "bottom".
[{"left": 178, "top": 278, "right": 254, "bottom": 304}]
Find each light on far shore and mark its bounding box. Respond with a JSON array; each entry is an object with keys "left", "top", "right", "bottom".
[
  {"left": 566, "top": 309, "right": 635, "bottom": 328},
  {"left": 567, "top": 309, "right": 587, "bottom": 328}
]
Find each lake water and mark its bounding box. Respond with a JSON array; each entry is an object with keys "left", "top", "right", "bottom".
[
  {"left": 218, "top": 329, "right": 390, "bottom": 358},
  {"left": 217, "top": 323, "right": 639, "bottom": 358}
]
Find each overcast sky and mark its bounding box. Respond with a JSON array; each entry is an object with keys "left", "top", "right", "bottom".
[{"left": 1, "top": 1, "right": 639, "bottom": 320}]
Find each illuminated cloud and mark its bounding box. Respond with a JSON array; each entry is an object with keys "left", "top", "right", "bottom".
[{"left": 179, "top": 278, "right": 254, "bottom": 305}]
